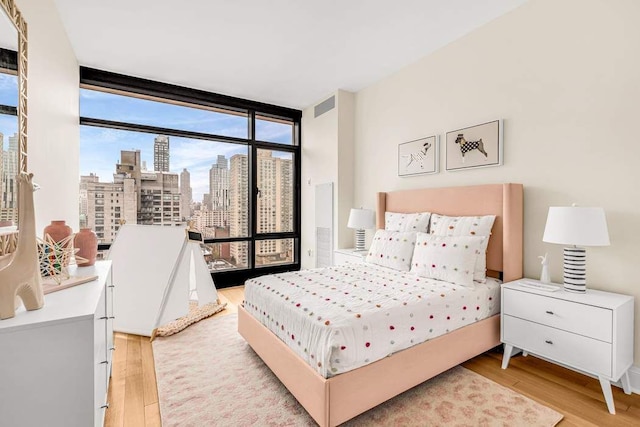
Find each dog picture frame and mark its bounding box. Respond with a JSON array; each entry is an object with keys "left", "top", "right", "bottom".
[
  {"left": 398, "top": 135, "right": 439, "bottom": 177},
  {"left": 445, "top": 120, "right": 503, "bottom": 171}
]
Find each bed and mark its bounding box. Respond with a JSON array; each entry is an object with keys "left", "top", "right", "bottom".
[{"left": 238, "top": 183, "right": 523, "bottom": 426}]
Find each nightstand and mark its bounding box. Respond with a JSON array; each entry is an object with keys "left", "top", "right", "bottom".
[
  {"left": 334, "top": 248, "right": 367, "bottom": 266},
  {"left": 500, "top": 279, "right": 634, "bottom": 414}
]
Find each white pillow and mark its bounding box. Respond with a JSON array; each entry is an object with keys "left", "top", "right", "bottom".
[
  {"left": 410, "top": 233, "right": 484, "bottom": 288},
  {"left": 385, "top": 212, "right": 431, "bottom": 233},
  {"left": 366, "top": 230, "right": 417, "bottom": 271},
  {"left": 429, "top": 214, "right": 496, "bottom": 282}
]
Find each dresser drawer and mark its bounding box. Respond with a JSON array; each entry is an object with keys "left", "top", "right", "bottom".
[
  {"left": 503, "top": 315, "right": 612, "bottom": 377},
  {"left": 503, "top": 288, "right": 612, "bottom": 342}
]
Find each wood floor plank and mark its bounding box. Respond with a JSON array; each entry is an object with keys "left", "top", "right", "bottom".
[
  {"left": 105, "top": 333, "right": 128, "bottom": 427},
  {"left": 123, "top": 336, "right": 145, "bottom": 427},
  {"left": 144, "top": 402, "right": 161, "bottom": 427},
  {"left": 140, "top": 337, "right": 158, "bottom": 406},
  {"left": 218, "top": 285, "right": 243, "bottom": 315}
]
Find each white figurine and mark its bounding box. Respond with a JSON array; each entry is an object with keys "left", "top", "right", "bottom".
[{"left": 538, "top": 253, "right": 551, "bottom": 284}]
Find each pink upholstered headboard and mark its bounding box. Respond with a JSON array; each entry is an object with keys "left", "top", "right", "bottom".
[{"left": 376, "top": 183, "right": 523, "bottom": 282}]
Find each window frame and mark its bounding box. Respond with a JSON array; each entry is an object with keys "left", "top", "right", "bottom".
[{"left": 79, "top": 67, "right": 302, "bottom": 288}]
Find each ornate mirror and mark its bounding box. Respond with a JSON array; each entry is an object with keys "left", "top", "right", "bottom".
[{"left": 0, "top": 0, "right": 27, "bottom": 227}]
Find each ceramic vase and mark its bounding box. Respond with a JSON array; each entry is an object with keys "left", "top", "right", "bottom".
[
  {"left": 43, "top": 220, "right": 72, "bottom": 244},
  {"left": 74, "top": 228, "right": 98, "bottom": 266}
]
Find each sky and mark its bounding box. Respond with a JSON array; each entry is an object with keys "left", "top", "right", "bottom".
[
  {"left": 0, "top": 73, "right": 18, "bottom": 151},
  {"left": 80, "top": 89, "right": 293, "bottom": 202}
]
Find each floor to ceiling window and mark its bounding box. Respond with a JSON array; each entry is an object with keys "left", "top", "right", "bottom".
[{"left": 79, "top": 68, "right": 301, "bottom": 287}]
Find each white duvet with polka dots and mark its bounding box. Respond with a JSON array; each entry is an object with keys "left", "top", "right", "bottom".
[{"left": 244, "top": 262, "right": 500, "bottom": 378}]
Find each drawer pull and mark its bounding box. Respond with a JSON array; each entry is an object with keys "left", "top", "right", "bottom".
[
  {"left": 109, "top": 316, "right": 115, "bottom": 320},
  {"left": 110, "top": 347, "right": 116, "bottom": 351},
  {"left": 545, "top": 310, "right": 554, "bottom": 315},
  {"left": 100, "top": 360, "right": 108, "bottom": 364},
  {"left": 108, "top": 285, "right": 115, "bottom": 288},
  {"left": 98, "top": 316, "right": 108, "bottom": 320},
  {"left": 101, "top": 403, "right": 109, "bottom": 409},
  {"left": 545, "top": 340, "right": 553, "bottom": 345}
]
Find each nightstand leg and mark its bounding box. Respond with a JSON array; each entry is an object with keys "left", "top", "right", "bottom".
[
  {"left": 598, "top": 376, "right": 616, "bottom": 414},
  {"left": 501, "top": 344, "right": 513, "bottom": 369},
  {"left": 621, "top": 371, "right": 632, "bottom": 395},
  {"left": 522, "top": 351, "right": 528, "bottom": 357}
]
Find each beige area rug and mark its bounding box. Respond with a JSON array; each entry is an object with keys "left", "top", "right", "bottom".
[{"left": 153, "top": 314, "right": 563, "bottom": 427}]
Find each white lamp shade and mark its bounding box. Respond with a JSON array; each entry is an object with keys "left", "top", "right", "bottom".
[
  {"left": 543, "top": 206, "right": 610, "bottom": 246},
  {"left": 347, "top": 208, "right": 375, "bottom": 230}
]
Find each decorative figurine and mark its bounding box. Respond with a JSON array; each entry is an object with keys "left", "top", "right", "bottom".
[{"left": 538, "top": 253, "right": 551, "bottom": 284}]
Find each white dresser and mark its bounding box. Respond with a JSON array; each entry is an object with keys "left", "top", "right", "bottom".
[
  {"left": 333, "top": 248, "right": 367, "bottom": 266},
  {"left": 0, "top": 261, "right": 114, "bottom": 427},
  {"left": 500, "top": 279, "right": 634, "bottom": 414}
]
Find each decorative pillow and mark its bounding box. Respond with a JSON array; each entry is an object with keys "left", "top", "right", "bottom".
[
  {"left": 385, "top": 211, "right": 431, "bottom": 233},
  {"left": 366, "top": 230, "right": 417, "bottom": 271},
  {"left": 410, "top": 233, "right": 484, "bottom": 288},
  {"left": 429, "top": 214, "right": 496, "bottom": 282}
]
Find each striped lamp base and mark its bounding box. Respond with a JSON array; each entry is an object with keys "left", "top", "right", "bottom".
[
  {"left": 354, "top": 229, "right": 366, "bottom": 251},
  {"left": 563, "top": 246, "right": 586, "bottom": 293}
]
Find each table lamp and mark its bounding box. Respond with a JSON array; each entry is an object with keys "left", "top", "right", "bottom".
[
  {"left": 347, "top": 208, "right": 375, "bottom": 251},
  {"left": 542, "top": 205, "right": 610, "bottom": 292}
]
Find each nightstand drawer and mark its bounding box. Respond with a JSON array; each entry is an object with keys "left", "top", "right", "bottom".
[
  {"left": 503, "top": 315, "right": 612, "bottom": 377},
  {"left": 503, "top": 288, "right": 612, "bottom": 342}
]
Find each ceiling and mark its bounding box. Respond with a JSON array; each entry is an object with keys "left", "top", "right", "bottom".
[{"left": 53, "top": 0, "right": 528, "bottom": 110}]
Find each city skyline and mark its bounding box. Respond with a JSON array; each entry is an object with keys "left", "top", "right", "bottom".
[
  {"left": 79, "top": 142, "right": 294, "bottom": 270},
  {"left": 79, "top": 88, "right": 294, "bottom": 202}
]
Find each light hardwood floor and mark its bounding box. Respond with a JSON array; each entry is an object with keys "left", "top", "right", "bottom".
[{"left": 105, "top": 286, "right": 640, "bottom": 427}]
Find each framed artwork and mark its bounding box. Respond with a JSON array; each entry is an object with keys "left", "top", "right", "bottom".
[
  {"left": 445, "top": 120, "right": 503, "bottom": 171},
  {"left": 398, "top": 135, "right": 439, "bottom": 177}
]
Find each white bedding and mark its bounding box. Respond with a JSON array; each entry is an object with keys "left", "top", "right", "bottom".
[{"left": 243, "top": 262, "right": 500, "bottom": 378}]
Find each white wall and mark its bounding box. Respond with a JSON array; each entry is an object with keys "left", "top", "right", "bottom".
[
  {"left": 348, "top": 0, "right": 640, "bottom": 363},
  {"left": 16, "top": 0, "right": 79, "bottom": 233},
  {"left": 301, "top": 90, "right": 355, "bottom": 269},
  {"left": 352, "top": 0, "right": 640, "bottom": 365}
]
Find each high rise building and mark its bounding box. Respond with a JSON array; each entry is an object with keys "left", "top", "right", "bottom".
[
  {"left": 115, "top": 148, "right": 180, "bottom": 226},
  {"left": 79, "top": 173, "right": 98, "bottom": 228},
  {"left": 137, "top": 171, "right": 181, "bottom": 226},
  {"left": 227, "top": 151, "right": 293, "bottom": 267},
  {"left": 255, "top": 150, "right": 293, "bottom": 265},
  {"left": 202, "top": 193, "right": 211, "bottom": 210},
  {"left": 153, "top": 135, "right": 170, "bottom": 172},
  {"left": 82, "top": 173, "right": 137, "bottom": 243},
  {"left": 180, "top": 168, "right": 192, "bottom": 220},
  {"left": 0, "top": 133, "right": 19, "bottom": 223},
  {"left": 229, "top": 154, "right": 248, "bottom": 266},
  {"left": 82, "top": 148, "right": 183, "bottom": 244},
  {"left": 205, "top": 154, "right": 230, "bottom": 229},
  {"left": 0, "top": 133, "right": 4, "bottom": 221},
  {"left": 209, "top": 155, "right": 229, "bottom": 211}
]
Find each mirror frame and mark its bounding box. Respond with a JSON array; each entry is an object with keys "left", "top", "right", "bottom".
[{"left": 0, "top": 0, "right": 27, "bottom": 175}]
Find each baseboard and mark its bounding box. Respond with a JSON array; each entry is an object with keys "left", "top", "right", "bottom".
[{"left": 629, "top": 365, "right": 640, "bottom": 394}]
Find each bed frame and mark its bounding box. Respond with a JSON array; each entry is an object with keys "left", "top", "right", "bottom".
[{"left": 238, "top": 183, "right": 523, "bottom": 426}]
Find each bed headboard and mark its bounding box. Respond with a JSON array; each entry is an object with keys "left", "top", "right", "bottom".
[{"left": 376, "top": 183, "right": 523, "bottom": 282}]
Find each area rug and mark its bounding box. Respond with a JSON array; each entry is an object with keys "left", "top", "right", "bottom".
[
  {"left": 154, "top": 301, "right": 227, "bottom": 338},
  {"left": 153, "top": 314, "right": 563, "bottom": 426}
]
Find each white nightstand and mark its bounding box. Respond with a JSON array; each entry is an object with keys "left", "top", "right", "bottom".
[
  {"left": 500, "top": 279, "right": 634, "bottom": 414},
  {"left": 334, "top": 248, "right": 367, "bottom": 266}
]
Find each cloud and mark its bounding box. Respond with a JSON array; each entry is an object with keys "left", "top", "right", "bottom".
[{"left": 78, "top": 90, "right": 295, "bottom": 202}]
